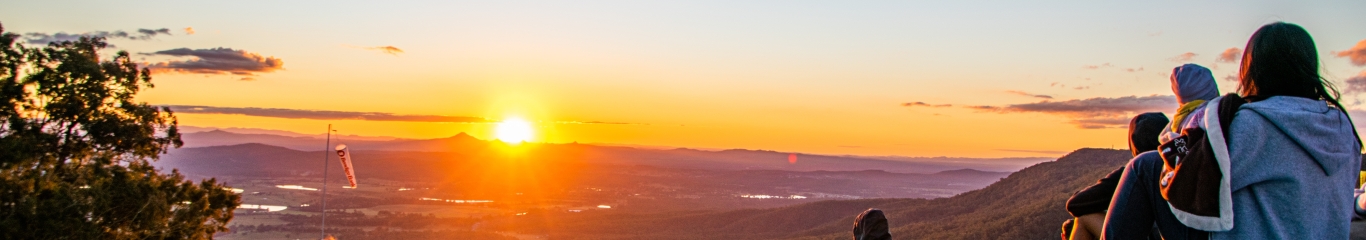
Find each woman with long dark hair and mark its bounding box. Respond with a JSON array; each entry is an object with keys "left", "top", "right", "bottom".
[{"left": 1102, "top": 22, "right": 1361, "bottom": 240}]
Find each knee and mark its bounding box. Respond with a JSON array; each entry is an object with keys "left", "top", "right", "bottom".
[{"left": 1126, "top": 151, "right": 1164, "bottom": 173}]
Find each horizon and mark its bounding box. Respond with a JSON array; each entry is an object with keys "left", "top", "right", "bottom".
[
  {"left": 5, "top": 0, "right": 1366, "bottom": 158},
  {"left": 177, "top": 125, "right": 1071, "bottom": 160}
]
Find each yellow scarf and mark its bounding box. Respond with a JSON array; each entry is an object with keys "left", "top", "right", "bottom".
[{"left": 1171, "top": 100, "right": 1206, "bottom": 132}]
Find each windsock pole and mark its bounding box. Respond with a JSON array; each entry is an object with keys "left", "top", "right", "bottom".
[{"left": 321, "top": 124, "right": 331, "bottom": 239}]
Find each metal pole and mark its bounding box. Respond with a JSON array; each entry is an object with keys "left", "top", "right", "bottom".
[{"left": 321, "top": 124, "right": 331, "bottom": 239}]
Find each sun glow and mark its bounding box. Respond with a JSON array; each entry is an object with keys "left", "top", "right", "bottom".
[{"left": 495, "top": 117, "right": 535, "bottom": 143}]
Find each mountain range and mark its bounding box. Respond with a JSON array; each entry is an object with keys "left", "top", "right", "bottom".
[{"left": 173, "top": 129, "right": 1052, "bottom": 174}]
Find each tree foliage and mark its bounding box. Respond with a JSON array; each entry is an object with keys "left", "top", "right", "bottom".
[{"left": 0, "top": 22, "right": 240, "bottom": 239}]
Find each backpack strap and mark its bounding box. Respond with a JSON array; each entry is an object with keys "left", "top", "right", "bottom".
[{"left": 1214, "top": 93, "right": 1246, "bottom": 143}]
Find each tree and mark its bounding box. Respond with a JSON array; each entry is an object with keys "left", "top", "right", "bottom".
[{"left": 0, "top": 22, "right": 240, "bottom": 239}]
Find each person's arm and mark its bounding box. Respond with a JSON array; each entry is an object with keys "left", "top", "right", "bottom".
[
  {"left": 1066, "top": 167, "right": 1125, "bottom": 217},
  {"left": 1355, "top": 185, "right": 1366, "bottom": 217}
]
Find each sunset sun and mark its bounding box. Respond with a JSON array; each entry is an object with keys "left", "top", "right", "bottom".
[{"left": 495, "top": 117, "right": 534, "bottom": 143}]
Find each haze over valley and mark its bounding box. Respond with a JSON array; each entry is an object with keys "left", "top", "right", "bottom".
[{"left": 161, "top": 127, "right": 1048, "bottom": 239}]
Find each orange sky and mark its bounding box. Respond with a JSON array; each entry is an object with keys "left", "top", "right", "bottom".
[{"left": 6, "top": 1, "right": 1366, "bottom": 158}]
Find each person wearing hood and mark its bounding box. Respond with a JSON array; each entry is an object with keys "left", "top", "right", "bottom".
[
  {"left": 1062, "top": 65, "right": 1217, "bottom": 240},
  {"left": 1160, "top": 64, "right": 1220, "bottom": 144},
  {"left": 1103, "top": 22, "right": 1362, "bottom": 240}
]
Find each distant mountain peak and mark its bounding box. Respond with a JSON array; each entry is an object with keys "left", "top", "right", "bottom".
[
  {"left": 449, "top": 132, "right": 479, "bottom": 140},
  {"left": 934, "top": 168, "right": 1004, "bottom": 175}
]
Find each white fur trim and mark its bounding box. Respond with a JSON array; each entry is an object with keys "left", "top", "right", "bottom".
[{"left": 1166, "top": 96, "right": 1236, "bottom": 231}]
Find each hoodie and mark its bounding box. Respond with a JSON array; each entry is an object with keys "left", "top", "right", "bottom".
[{"left": 1210, "top": 96, "right": 1361, "bottom": 240}]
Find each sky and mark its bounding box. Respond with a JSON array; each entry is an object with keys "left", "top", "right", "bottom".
[{"left": 4, "top": 0, "right": 1366, "bottom": 157}]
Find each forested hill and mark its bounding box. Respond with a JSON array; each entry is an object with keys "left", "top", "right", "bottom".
[{"left": 478, "top": 148, "right": 1132, "bottom": 239}]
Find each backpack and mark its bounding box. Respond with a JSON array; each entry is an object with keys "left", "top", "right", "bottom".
[{"left": 1156, "top": 93, "right": 1244, "bottom": 231}]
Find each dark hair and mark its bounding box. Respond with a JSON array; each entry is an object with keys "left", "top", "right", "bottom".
[
  {"left": 1237, "top": 22, "right": 1359, "bottom": 146},
  {"left": 1237, "top": 22, "right": 1332, "bottom": 100}
]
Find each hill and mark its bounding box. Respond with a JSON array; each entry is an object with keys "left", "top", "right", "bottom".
[
  {"left": 170, "top": 130, "right": 1051, "bottom": 174},
  {"left": 475, "top": 148, "right": 1130, "bottom": 239}
]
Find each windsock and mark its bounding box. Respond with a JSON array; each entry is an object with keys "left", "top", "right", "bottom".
[{"left": 335, "top": 144, "right": 358, "bottom": 188}]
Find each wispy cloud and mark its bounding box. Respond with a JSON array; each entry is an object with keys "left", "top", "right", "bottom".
[
  {"left": 165, "top": 105, "right": 492, "bottom": 123},
  {"left": 1082, "top": 63, "right": 1112, "bottom": 70},
  {"left": 366, "top": 46, "right": 404, "bottom": 55},
  {"left": 964, "top": 105, "right": 1000, "bottom": 111},
  {"left": 1125, "top": 67, "right": 1144, "bottom": 72},
  {"left": 1217, "top": 48, "right": 1241, "bottom": 63},
  {"left": 1343, "top": 71, "right": 1366, "bottom": 95},
  {"left": 1336, "top": 39, "right": 1366, "bottom": 66},
  {"left": 184, "top": 27, "right": 195, "bottom": 35},
  {"left": 1170, "top": 52, "right": 1197, "bottom": 62},
  {"left": 901, "top": 102, "right": 953, "bottom": 108},
  {"left": 1005, "top": 90, "right": 1053, "bottom": 99},
  {"left": 344, "top": 45, "right": 405, "bottom": 55},
  {"left": 968, "top": 95, "right": 1176, "bottom": 129},
  {"left": 142, "top": 47, "right": 284, "bottom": 76},
  {"left": 23, "top": 28, "right": 173, "bottom": 45}
]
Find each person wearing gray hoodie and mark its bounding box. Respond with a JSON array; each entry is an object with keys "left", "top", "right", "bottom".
[{"left": 1103, "top": 22, "right": 1361, "bottom": 240}]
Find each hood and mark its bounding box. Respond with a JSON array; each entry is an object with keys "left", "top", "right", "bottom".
[
  {"left": 1240, "top": 96, "right": 1360, "bottom": 175},
  {"left": 1171, "top": 64, "right": 1219, "bottom": 104},
  {"left": 1129, "top": 112, "right": 1170, "bottom": 156}
]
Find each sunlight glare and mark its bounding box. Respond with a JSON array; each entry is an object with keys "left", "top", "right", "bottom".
[{"left": 496, "top": 117, "right": 535, "bottom": 143}]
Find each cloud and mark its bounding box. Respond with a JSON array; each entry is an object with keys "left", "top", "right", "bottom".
[
  {"left": 1336, "top": 39, "right": 1366, "bottom": 66},
  {"left": 366, "top": 46, "right": 404, "bottom": 55},
  {"left": 901, "top": 102, "right": 953, "bottom": 108},
  {"left": 1224, "top": 75, "right": 1238, "bottom": 82},
  {"left": 1170, "top": 52, "right": 1197, "bottom": 62},
  {"left": 1343, "top": 71, "right": 1366, "bottom": 95},
  {"left": 1005, "top": 90, "right": 1053, "bottom": 99},
  {"left": 184, "top": 27, "right": 195, "bottom": 35},
  {"left": 345, "top": 45, "right": 405, "bottom": 55},
  {"left": 1148, "top": 31, "right": 1163, "bottom": 37},
  {"left": 165, "top": 105, "right": 493, "bottom": 123},
  {"left": 969, "top": 95, "right": 1176, "bottom": 128},
  {"left": 1082, "top": 63, "right": 1112, "bottom": 70},
  {"left": 1217, "top": 48, "right": 1242, "bottom": 63},
  {"left": 137, "top": 28, "right": 172, "bottom": 37},
  {"left": 1125, "top": 67, "right": 1144, "bottom": 72},
  {"left": 142, "top": 47, "right": 284, "bottom": 75},
  {"left": 965, "top": 105, "right": 1001, "bottom": 111},
  {"left": 23, "top": 28, "right": 172, "bottom": 45},
  {"left": 1073, "top": 86, "right": 1090, "bottom": 90}
]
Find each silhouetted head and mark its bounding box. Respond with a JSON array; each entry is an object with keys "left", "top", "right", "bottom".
[
  {"left": 1237, "top": 22, "right": 1335, "bottom": 102},
  {"left": 1129, "top": 112, "right": 1169, "bottom": 156}
]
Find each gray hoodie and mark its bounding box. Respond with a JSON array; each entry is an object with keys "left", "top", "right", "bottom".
[{"left": 1212, "top": 96, "right": 1361, "bottom": 240}]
